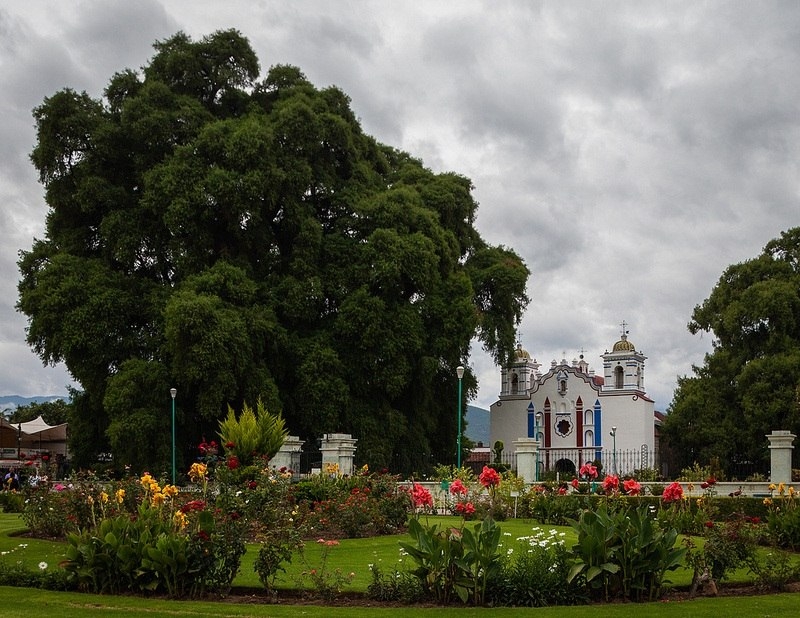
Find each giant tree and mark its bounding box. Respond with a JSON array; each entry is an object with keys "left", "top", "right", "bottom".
[
  {"left": 17, "top": 30, "right": 529, "bottom": 475},
  {"left": 661, "top": 227, "right": 800, "bottom": 477}
]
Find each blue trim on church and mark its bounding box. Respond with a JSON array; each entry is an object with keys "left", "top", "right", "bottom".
[
  {"left": 527, "top": 403, "right": 535, "bottom": 438},
  {"left": 594, "top": 400, "right": 602, "bottom": 462}
]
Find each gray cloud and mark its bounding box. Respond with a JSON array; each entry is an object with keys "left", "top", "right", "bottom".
[{"left": 1, "top": 1, "right": 798, "bottom": 417}]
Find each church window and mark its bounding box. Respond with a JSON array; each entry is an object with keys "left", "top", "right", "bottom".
[
  {"left": 511, "top": 373, "right": 519, "bottom": 394},
  {"left": 585, "top": 430, "right": 594, "bottom": 446},
  {"left": 555, "top": 418, "right": 573, "bottom": 437},
  {"left": 614, "top": 365, "right": 624, "bottom": 389}
]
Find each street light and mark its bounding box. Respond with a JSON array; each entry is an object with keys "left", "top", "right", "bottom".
[
  {"left": 170, "top": 388, "right": 177, "bottom": 485},
  {"left": 610, "top": 426, "right": 617, "bottom": 476},
  {"left": 535, "top": 411, "right": 543, "bottom": 482},
  {"left": 456, "top": 365, "right": 465, "bottom": 468}
]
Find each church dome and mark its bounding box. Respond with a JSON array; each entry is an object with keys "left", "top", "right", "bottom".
[
  {"left": 514, "top": 342, "right": 531, "bottom": 361},
  {"left": 612, "top": 333, "right": 636, "bottom": 352}
]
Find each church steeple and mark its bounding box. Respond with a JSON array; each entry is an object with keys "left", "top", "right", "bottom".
[
  {"left": 601, "top": 322, "right": 647, "bottom": 392},
  {"left": 500, "top": 339, "right": 540, "bottom": 395}
]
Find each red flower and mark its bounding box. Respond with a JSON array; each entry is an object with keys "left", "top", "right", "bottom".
[
  {"left": 571, "top": 478, "right": 579, "bottom": 489},
  {"left": 705, "top": 521, "right": 714, "bottom": 528},
  {"left": 180, "top": 499, "right": 206, "bottom": 513},
  {"left": 558, "top": 486, "right": 567, "bottom": 495},
  {"left": 706, "top": 477, "right": 717, "bottom": 485},
  {"left": 479, "top": 466, "right": 501, "bottom": 488},
  {"left": 247, "top": 481, "right": 257, "bottom": 490},
  {"left": 225, "top": 441, "right": 235, "bottom": 449},
  {"left": 42, "top": 455, "right": 49, "bottom": 461},
  {"left": 455, "top": 502, "right": 475, "bottom": 515},
  {"left": 623, "top": 479, "right": 642, "bottom": 496},
  {"left": 602, "top": 475, "right": 619, "bottom": 492},
  {"left": 409, "top": 483, "right": 433, "bottom": 508},
  {"left": 227, "top": 455, "right": 240, "bottom": 470},
  {"left": 662, "top": 481, "right": 684, "bottom": 503},
  {"left": 700, "top": 482, "right": 709, "bottom": 489},
  {"left": 449, "top": 479, "right": 468, "bottom": 496},
  {"left": 579, "top": 463, "right": 598, "bottom": 479}
]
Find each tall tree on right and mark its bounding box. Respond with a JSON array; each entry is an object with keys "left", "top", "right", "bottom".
[{"left": 661, "top": 227, "right": 800, "bottom": 477}]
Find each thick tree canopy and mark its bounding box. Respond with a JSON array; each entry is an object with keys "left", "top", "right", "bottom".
[
  {"left": 661, "top": 227, "right": 800, "bottom": 477},
  {"left": 17, "top": 30, "right": 529, "bottom": 475}
]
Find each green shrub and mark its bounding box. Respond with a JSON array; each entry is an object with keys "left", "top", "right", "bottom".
[
  {"left": 683, "top": 515, "right": 759, "bottom": 594},
  {"left": 399, "top": 516, "right": 502, "bottom": 605},
  {"left": 487, "top": 527, "right": 586, "bottom": 607},
  {"left": 0, "top": 490, "right": 24, "bottom": 513},
  {"left": 366, "top": 563, "right": 425, "bottom": 603},
  {"left": 61, "top": 471, "right": 246, "bottom": 598},
  {"left": 0, "top": 561, "right": 73, "bottom": 591},
  {"left": 568, "top": 503, "right": 685, "bottom": 602},
  {"left": 765, "top": 493, "right": 800, "bottom": 549}
]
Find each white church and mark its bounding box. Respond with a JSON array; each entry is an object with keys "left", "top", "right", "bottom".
[{"left": 489, "top": 328, "right": 658, "bottom": 478}]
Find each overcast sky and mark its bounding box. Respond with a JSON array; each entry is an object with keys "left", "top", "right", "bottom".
[{"left": 1, "top": 2, "right": 799, "bottom": 415}]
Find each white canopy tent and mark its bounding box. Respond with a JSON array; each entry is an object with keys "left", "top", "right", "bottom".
[{"left": 0, "top": 415, "right": 68, "bottom": 458}]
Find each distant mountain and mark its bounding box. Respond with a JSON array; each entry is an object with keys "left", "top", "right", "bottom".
[
  {"left": 465, "top": 405, "right": 490, "bottom": 446},
  {"left": 0, "top": 395, "right": 68, "bottom": 415}
]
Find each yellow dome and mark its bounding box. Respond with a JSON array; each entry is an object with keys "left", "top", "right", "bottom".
[
  {"left": 612, "top": 333, "right": 636, "bottom": 352},
  {"left": 514, "top": 342, "right": 531, "bottom": 361}
]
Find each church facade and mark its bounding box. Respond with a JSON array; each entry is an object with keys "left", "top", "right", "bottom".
[{"left": 489, "top": 331, "right": 656, "bottom": 477}]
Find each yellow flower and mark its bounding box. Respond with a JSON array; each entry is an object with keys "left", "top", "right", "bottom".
[
  {"left": 140, "top": 473, "right": 154, "bottom": 488},
  {"left": 361, "top": 463, "right": 369, "bottom": 473},
  {"left": 324, "top": 462, "right": 340, "bottom": 476},
  {"left": 163, "top": 484, "right": 179, "bottom": 498},
  {"left": 151, "top": 492, "right": 166, "bottom": 507},
  {"left": 100, "top": 491, "right": 109, "bottom": 504},
  {"left": 189, "top": 462, "right": 207, "bottom": 482},
  {"left": 173, "top": 510, "right": 188, "bottom": 529},
  {"left": 789, "top": 486, "right": 796, "bottom": 497},
  {"left": 778, "top": 482, "right": 786, "bottom": 495},
  {"left": 769, "top": 483, "right": 777, "bottom": 491},
  {"left": 764, "top": 497, "right": 773, "bottom": 506},
  {"left": 696, "top": 498, "right": 704, "bottom": 507},
  {"left": 87, "top": 495, "right": 94, "bottom": 505},
  {"left": 115, "top": 488, "right": 126, "bottom": 504}
]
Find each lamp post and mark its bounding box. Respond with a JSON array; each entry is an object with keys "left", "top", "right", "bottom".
[
  {"left": 456, "top": 365, "right": 464, "bottom": 468},
  {"left": 170, "top": 388, "right": 177, "bottom": 485},
  {"left": 610, "top": 426, "right": 617, "bottom": 476},
  {"left": 535, "top": 411, "right": 543, "bottom": 482}
]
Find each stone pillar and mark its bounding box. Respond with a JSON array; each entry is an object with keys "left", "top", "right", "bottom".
[
  {"left": 513, "top": 437, "right": 540, "bottom": 484},
  {"left": 320, "top": 433, "right": 358, "bottom": 476},
  {"left": 271, "top": 435, "right": 304, "bottom": 475},
  {"left": 767, "top": 430, "right": 796, "bottom": 484}
]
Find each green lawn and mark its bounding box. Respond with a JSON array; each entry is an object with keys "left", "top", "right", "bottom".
[
  {"left": 1, "top": 586, "right": 800, "bottom": 617},
  {"left": 2, "top": 511, "right": 799, "bottom": 616}
]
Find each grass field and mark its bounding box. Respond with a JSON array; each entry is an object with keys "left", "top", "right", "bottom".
[{"left": 2, "top": 511, "right": 800, "bottom": 616}]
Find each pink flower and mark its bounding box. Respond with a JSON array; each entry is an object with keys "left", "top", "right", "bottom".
[
  {"left": 449, "top": 479, "right": 468, "bottom": 496},
  {"left": 479, "top": 466, "right": 501, "bottom": 488},
  {"left": 579, "top": 463, "right": 598, "bottom": 479},
  {"left": 623, "top": 479, "right": 642, "bottom": 496},
  {"left": 662, "top": 481, "right": 684, "bottom": 503}
]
